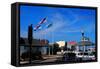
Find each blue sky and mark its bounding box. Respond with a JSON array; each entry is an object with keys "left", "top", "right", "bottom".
[{"left": 20, "top": 5, "right": 96, "bottom": 43}]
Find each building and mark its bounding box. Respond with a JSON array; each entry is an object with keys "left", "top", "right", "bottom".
[
  {"left": 77, "top": 31, "right": 95, "bottom": 52},
  {"left": 20, "top": 37, "right": 49, "bottom": 55}
]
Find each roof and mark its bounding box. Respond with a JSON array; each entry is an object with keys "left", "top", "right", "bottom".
[
  {"left": 77, "top": 41, "right": 95, "bottom": 46},
  {"left": 20, "top": 37, "right": 49, "bottom": 46}
]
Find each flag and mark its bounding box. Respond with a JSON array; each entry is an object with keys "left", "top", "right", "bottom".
[
  {"left": 46, "top": 23, "right": 53, "bottom": 28},
  {"left": 38, "top": 17, "right": 47, "bottom": 25},
  {"left": 34, "top": 25, "right": 41, "bottom": 31},
  {"left": 33, "top": 17, "right": 47, "bottom": 31},
  {"left": 38, "top": 26, "right": 42, "bottom": 30}
]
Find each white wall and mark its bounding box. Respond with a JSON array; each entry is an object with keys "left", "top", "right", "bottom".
[{"left": 0, "top": 0, "right": 99, "bottom": 69}]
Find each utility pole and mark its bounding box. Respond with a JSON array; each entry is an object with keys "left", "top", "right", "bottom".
[{"left": 28, "top": 24, "right": 33, "bottom": 64}]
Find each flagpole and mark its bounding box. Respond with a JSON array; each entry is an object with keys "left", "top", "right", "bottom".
[{"left": 52, "top": 31, "right": 53, "bottom": 55}]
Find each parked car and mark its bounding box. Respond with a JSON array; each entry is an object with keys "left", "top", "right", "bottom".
[
  {"left": 75, "top": 51, "right": 95, "bottom": 61},
  {"left": 62, "top": 52, "right": 76, "bottom": 62}
]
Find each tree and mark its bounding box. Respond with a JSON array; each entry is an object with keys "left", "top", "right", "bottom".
[
  {"left": 53, "top": 43, "right": 59, "bottom": 55},
  {"left": 20, "top": 37, "right": 25, "bottom": 44}
]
